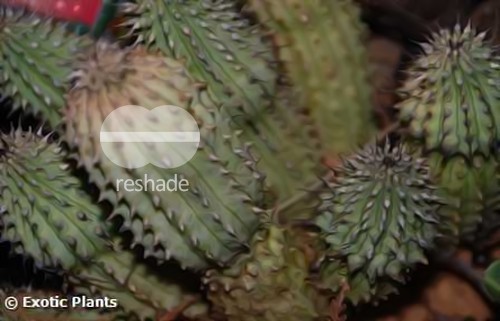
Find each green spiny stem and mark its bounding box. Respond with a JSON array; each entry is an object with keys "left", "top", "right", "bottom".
[
  {"left": 427, "top": 153, "right": 500, "bottom": 239},
  {"left": 0, "top": 127, "right": 107, "bottom": 270},
  {"left": 398, "top": 23, "right": 500, "bottom": 159},
  {"left": 64, "top": 41, "right": 264, "bottom": 270},
  {"left": 316, "top": 141, "right": 452, "bottom": 304},
  {"left": 121, "top": 0, "right": 277, "bottom": 121},
  {"left": 69, "top": 249, "right": 208, "bottom": 321},
  {"left": 0, "top": 6, "right": 92, "bottom": 128},
  {"left": 122, "top": 0, "right": 322, "bottom": 202},
  {"left": 203, "top": 225, "right": 331, "bottom": 321},
  {"left": 249, "top": 0, "right": 377, "bottom": 156},
  {"left": 0, "top": 127, "right": 208, "bottom": 320},
  {"left": 236, "top": 87, "right": 323, "bottom": 202},
  {"left": 398, "top": 24, "right": 500, "bottom": 237}
]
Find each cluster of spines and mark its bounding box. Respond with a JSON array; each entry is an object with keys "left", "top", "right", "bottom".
[
  {"left": 121, "top": 0, "right": 277, "bottom": 120},
  {"left": 0, "top": 127, "right": 107, "bottom": 270},
  {"left": 0, "top": 127, "right": 208, "bottom": 320},
  {"left": 315, "top": 142, "right": 449, "bottom": 303},
  {"left": 0, "top": 6, "right": 91, "bottom": 128},
  {"left": 398, "top": 23, "right": 500, "bottom": 158},
  {"left": 0, "top": 2, "right": 320, "bottom": 214},
  {"left": 64, "top": 41, "right": 265, "bottom": 270},
  {"left": 397, "top": 23, "right": 500, "bottom": 237}
]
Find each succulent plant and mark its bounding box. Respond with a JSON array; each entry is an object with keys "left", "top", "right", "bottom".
[
  {"left": 2, "top": 1, "right": 499, "bottom": 320},
  {"left": 398, "top": 24, "right": 500, "bottom": 158},
  {"left": 0, "top": 127, "right": 107, "bottom": 269},
  {"left": 69, "top": 249, "right": 208, "bottom": 321},
  {"left": 426, "top": 153, "right": 500, "bottom": 238},
  {"left": 121, "top": 0, "right": 322, "bottom": 202},
  {"left": 248, "top": 0, "right": 376, "bottom": 156},
  {"left": 240, "top": 87, "right": 322, "bottom": 202},
  {"left": 64, "top": 40, "right": 264, "bottom": 270},
  {"left": 0, "top": 127, "right": 208, "bottom": 320},
  {"left": 121, "top": 0, "right": 277, "bottom": 121},
  {"left": 0, "top": 0, "right": 322, "bottom": 260},
  {"left": 0, "top": 6, "right": 91, "bottom": 128},
  {"left": 315, "top": 142, "right": 450, "bottom": 303},
  {"left": 397, "top": 24, "right": 500, "bottom": 237},
  {"left": 203, "top": 224, "right": 330, "bottom": 321}
]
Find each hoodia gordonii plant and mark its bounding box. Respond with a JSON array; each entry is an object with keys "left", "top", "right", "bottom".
[
  {"left": 0, "top": 2, "right": 323, "bottom": 203},
  {"left": 121, "top": 0, "right": 322, "bottom": 202},
  {"left": 64, "top": 41, "right": 264, "bottom": 270},
  {"left": 248, "top": 0, "right": 377, "bottom": 156},
  {"left": 0, "top": 128, "right": 207, "bottom": 320},
  {"left": 68, "top": 249, "right": 208, "bottom": 321},
  {"left": 0, "top": 1, "right": 319, "bottom": 199},
  {"left": 0, "top": 6, "right": 92, "bottom": 128},
  {"left": 203, "top": 225, "right": 331, "bottom": 321},
  {"left": 235, "top": 86, "right": 321, "bottom": 202},
  {"left": 2, "top": 1, "right": 497, "bottom": 320},
  {"left": 315, "top": 142, "right": 450, "bottom": 304},
  {"left": 0, "top": 128, "right": 106, "bottom": 270},
  {"left": 397, "top": 24, "right": 500, "bottom": 238},
  {"left": 121, "top": 0, "right": 277, "bottom": 121}
]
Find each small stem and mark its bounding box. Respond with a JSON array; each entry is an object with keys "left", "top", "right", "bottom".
[
  {"left": 274, "top": 121, "right": 402, "bottom": 224},
  {"left": 377, "top": 122, "right": 401, "bottom": 141},
  {"left": 157, "top": 297, "right": 198, "bottom": 321},
  {"left": 275, "top": 172, "right": 334, "bottom": 218}
]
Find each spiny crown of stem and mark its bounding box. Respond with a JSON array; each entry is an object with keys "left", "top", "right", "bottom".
[
  {"left": 70, "top": 42, "right": 132, "bottom": 90},
  {"left": 316, "top": 141, "right": 450, "bottom": 303},
  {"left": 398, "top": 23, "right": 500, "bottom": 159}
]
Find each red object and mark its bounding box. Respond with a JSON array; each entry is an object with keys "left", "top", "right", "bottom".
[{"left": 2, "top": 0, "right": 102, "bottom": 26}]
